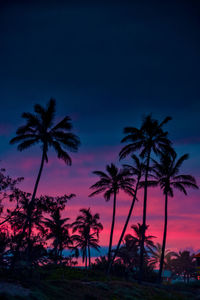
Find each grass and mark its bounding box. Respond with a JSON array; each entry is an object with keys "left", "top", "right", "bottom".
[{"left": 0, "top": 267, "right": 199, "bottom": 300}]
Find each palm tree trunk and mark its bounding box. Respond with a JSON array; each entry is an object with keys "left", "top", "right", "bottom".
[
  {"left": 158, "top": 193, "right": 168, "bottom": 284},
  {"left": 11, "top": 149, "right": 46, "bottom": 268},
  {"left": 88, "top": 245, "right": 91, "bottom": 268},
  {"left": 85, "top": 248, "right": 88, "bottom": 270},
  {"left": 27, "top": 220, "right": 32, "bottom": 263},
  {"left": 30, "top": 148, "right": 46, "bottom": 207},
  {"left": 107, "top": 180, "right": 139, "bottom": 274},
  {"left": 139, "top": 151, "right": 150, "bottom": 282},
  {"left": 107, "top": 191, "right": 117, "bottom": 267}
]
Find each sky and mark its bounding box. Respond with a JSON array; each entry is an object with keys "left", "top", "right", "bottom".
[{"left": 0, "top": 0, "right": 200, "bottom": 255}]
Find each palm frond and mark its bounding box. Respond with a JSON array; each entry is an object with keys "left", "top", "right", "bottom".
[
  {"left": 17, "top": 138, "right": 40, "bottom": 151},
  {"left": 52, "top": 141, "right": 72, "bottom": 165}
]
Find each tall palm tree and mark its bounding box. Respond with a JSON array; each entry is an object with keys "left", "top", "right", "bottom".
[
  {"left": 89, "top": 164, "right": 134, "bottom": 266},
  {"left": 10, "top": 99, "right": 80, "bottom": 257},
  {"left": 119, "top": 114, "right": 172, "bottom": 281},
  {"left": 108, "top": 155, "right": 145, "bottom": 273},
  {"left": 72, "top": 208, "right": 103, "bottom": 267},
  {"left": 44, "top": 208, "right": 73, "bottom": 264},
  {"left": 150, "top": 151, "right": 198, "bottom": 283}
]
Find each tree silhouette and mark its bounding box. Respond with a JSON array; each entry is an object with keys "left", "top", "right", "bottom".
[
  {"left": 72, "top": 208, "right": 103, "bottom": 267},
  {"left": 116, "top": 234, "right": 140, "bottom": 270},
  {"left": 119, "top": 114, "right": 172, "bottom": 281},
  {"left": 44, "top": 208, "right": 73, "bottom": 264},
  {"left": 108, "top": 155, "right": 145, "bottom": 273},
  {"left": 73, "top": 229, "right": 100, "bottom": 269},
  {"left": 0, "top": 229, "right": 10, "bottom": 267},
  {"left": 72, "top": 208, "right": 103, "bottom": 268},
  {"left": 171, "top": 251, "right": 196, "bottom": 283},
  {"left": 10, "top": 99, "right": 80, "bottom": 263},
  {"left": 0, "top": 168, "right": 23, "bottom": 225},
  {"left": 150, "top": 151, "right": 198, "bottom": 283},
  {"left": 127, "top": 223, "right": 156, "bottom": 252},
  {"left": 149, "top": 242, "right": 176, "bottom": 269},
  {"left": 8, "top": 190, "right": 45, "bottom": 264},
  {"left": 89, "top": 164, "right": 134, "bottom": 267}
]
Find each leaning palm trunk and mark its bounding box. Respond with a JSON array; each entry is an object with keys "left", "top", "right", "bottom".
[
  {"left": 139, "top": 151, "right": 150, "bottom": 282},
  {"left": 107, "top": 181, "right": 140, "bottom": 274},
  {"left": 158, "top": 193, "right": 168, "bottom": 283},
  {"left": 12, "top": 149, "right": 46, "bottom": 267},
  {"left": 107, "top": 191, "right": 117, "bottom": 266}
]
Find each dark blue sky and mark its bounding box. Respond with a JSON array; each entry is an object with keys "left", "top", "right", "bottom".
[
  {"left": 0, "top": 0, "right": 200, "bottom": 251},
  {"left": 1, "top": 0, "right": 200, "bottom": 149}
]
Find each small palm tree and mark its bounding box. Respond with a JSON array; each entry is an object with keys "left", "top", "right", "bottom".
[
  {"left": 172, "top": 251, "right": 196, "bottom": 283},
  {"left": 73, "top": 228, "right": 101, "bottom": 269},
  {"left": 116, "top": 234, "right": 140, "bottom": 270},
  {"left": 10, "top": 99, "right": 80, "bottom": 256},
  {"left": 149, "top": 243, "right": 176, "bottom": 269},
  {"left": 150, "top": 151, "right": 198, "bottom": 283},
  {"left": 44, "top": 208, "right": 73, "bottom": 264},
  {"left": 108, "top": 155, "right": 145, "bottom": 273},
  {"left": 89, "top": 164, "right": 134, "bottom": 265},
  {"left": 119, "top": 115, "right": 172, "bottom": 281},
  {"left": 127, "top": 223, "right": 156, "bottom": 251},
  {"left": 72, "top": 208, "right": 103, "bottom": 267}
]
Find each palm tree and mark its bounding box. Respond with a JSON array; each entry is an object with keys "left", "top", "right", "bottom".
[
  {"left": 89, "top": 164, "right": 134, "bottom": 266},
  {"left": 149, "top": 242, "right": 176, "bottom": 269},
  {"left": 119, "top": 114, "right": 172, "bottom": 281},
  {"left": 44, "top": 208, "right": 73, "bottom": 264},
  {"left": 171, "top": 251, "right": 196, "bottom": 283},
  {"left": 150, "top": 151, "right": 198, "bottom": 283},
  {"left": 73, "top": 228, "right": 101, "bottom": 269},
  {"left": 108, "top": 155, "right": 145, "bottom": 273},
  {"left": 10, "top": 99, "right": 80, "bottom": 258},
  {"left": 116, "top": 234, "right": 140, "bottom": 270},
  {"left": 72, "top": 208, "right": 103, "bottom": 267},
  {"left": 127, "top": 223, "right": 156, "bottom": 252}
]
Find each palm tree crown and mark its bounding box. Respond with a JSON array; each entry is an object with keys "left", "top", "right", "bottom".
[
  {"left": 151, "top": 151, "right": 198, "bottom": 197},
  {"left": 127, "top": 223, "right": 156, "bottom": 251},
  {"left": 72, "top": 208, "right": 103, "bottom": 238},
  {"left": 89, "top": 163, "right": 135, "bottom": 200},
  {"left": 119, "top": 115, "right": 172, "bottom": 160},
  {"left": 10, "top": 99, "right": 80, "bottom": 165}
]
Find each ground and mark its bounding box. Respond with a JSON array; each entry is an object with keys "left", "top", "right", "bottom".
[{"left": 0, "top": 268, "right": 200, "bottom": 300}]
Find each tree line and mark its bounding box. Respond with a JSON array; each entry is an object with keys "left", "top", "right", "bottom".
[{"left": 0, "top": 99, "right": 198, "bottom": 284}]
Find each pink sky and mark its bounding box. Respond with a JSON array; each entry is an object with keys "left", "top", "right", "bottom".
[{"left": 2, "top": 145, "right": 200, "bottom": 254}]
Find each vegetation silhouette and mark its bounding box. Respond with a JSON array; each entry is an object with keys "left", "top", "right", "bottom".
[
  {"left": 108, "top": 154, "right": 145, "bottom": 273},
  {"left": 119, "top": 114, "right": 172, "bottom": 282},
  {"left": 10, "top": 99, "right": 80, "bottom": 264},
  {"left": 149, "top": 150, "right": 198, "bottom": 283},
  {"left": 89, "top": 163, "right": 134, "bottom": 269},
  {"left": 72, "top": 208, "right": 103, "bottom": 269},
  {"left": 149, "top": 242, "right": 177, "bottom": 270},
  {"left": 72, "top": 208, "right": 103, "bottom": 268},
  {"left": 44, "top": 208, "right": 73, "bottom": 265},
  {"left": 0, "top": 108, "right": 199, "bottom": 297}
]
